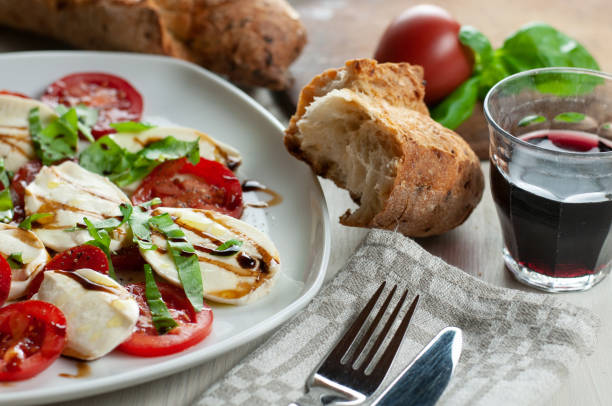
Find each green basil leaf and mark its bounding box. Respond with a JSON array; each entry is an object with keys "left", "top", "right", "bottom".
[
  {"left": 459, "top": 25, "right": 493, "bottom": 74},
  {"left": 133, "top": 136, "right": 200, "bottom": 167},
  {"left": 216, "top": 239, "right": 243, "bottom": 251},
  {"left": 83, "top": 217, "right": 117, "bottom": 280},
  {"left": 29, "top": 107, "right": 79, "bottom": 165},
  {"left": 110, "top": 122, "right": 156, "bottom": 133},
  {"left": 79, "top": 135, "right": 131, "bottom": 177},
  {"left": 431, "top": 77, "right": 480, "bottom": 130},
  {"left": 149, "top": 213, "right": 203, "bottom": 312},
  {"left": 0, "top": 158, "right": 11, "bottom": 189},
  {"left": 518, "top": 115, "right": 547, "bottom": 127},
  {"left": 139, "top": 197, "right": 162, "bottom": 209},
  {"left": 56, "top": 104, "right": 98, "bottom": 142},
  {"left": 121, "top": 203, "right": 157, "bottom": 251},
  {"left": 143, "top": 264, "right": 179, "bottom": 335},
  {"left": 553, "top": 112, "right": 586, "bottom": 123},
  {"left": 211, "top": 239, "right": 243, "bottom": 256},
  {"left": 0, "top": 188, "right": 13, "bottom": 223},
  {"left": 19, "top": 213, "right": 52, "bottom": 230},
  {"left": 6, "top": 252, "right": 23, "bottom": 270}
]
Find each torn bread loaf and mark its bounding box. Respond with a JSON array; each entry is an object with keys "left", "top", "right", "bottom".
[
  {"left": 285, "top": 59, "right": 484, "bottom": 237},
  {"left": 0, "top": 0, "right": 306, "bottom": 89}
]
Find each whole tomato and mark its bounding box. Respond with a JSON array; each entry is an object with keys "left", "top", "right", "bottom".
[{"left": 374, "top": 4, "right": 473, "bottom": 104}]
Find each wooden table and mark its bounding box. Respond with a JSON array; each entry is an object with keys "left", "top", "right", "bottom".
[{"left": 0, "top": 1, "right": 611, "bottom": 404}]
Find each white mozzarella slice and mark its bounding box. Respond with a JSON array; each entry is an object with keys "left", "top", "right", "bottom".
[
  {"left": 142, "top": 207, "right": 280, "bottom": 305},
  {"left": 0, "top": 95, "right": 57, "bottom": 171},
  {"left": 0, "top": 223, "right": 50, "bottom": 300},
  {"left": 32, "top": 268, "right": 139, "bottom": 360},
  {"left": 24, "top": 161, "right": 131, "bottom": 252}
]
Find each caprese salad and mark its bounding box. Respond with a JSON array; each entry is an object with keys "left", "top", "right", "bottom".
[{"left": 0, "top": 72, "right": 281, "bottom": 381}]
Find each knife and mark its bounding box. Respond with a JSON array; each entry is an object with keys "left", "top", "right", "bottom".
[{"left": 370, "top": 327, "right": 463, "bottom": 406}]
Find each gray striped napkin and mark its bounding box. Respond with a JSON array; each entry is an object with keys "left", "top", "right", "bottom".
[{"left": 194, "top": 229, "right": 599, "bottom": 406}]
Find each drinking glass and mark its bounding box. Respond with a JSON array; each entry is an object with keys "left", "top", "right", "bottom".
[{"left": 484, "top": 68, "right": 612, "bottom": 292}]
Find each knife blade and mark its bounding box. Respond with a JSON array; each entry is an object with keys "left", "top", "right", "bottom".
[{"left": 371, "top": 327, "right": 463, "bottom": 406}]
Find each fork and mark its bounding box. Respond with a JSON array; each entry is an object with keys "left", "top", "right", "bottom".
[{"left": 289, "top": 282, "right": 420, "bottom": 406}]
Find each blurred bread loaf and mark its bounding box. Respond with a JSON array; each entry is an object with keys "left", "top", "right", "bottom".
[
  {"left": 285, "top": 59, "right": 484, "bottom": 237},
  {"left": 0, "top": 0, "right": 306, "bottom": 89}
]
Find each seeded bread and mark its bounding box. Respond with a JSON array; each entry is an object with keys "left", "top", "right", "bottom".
[
  {"left": 0, "top": 0, "right": 306, "bottom": 89},
  {"left": 284, "top": 59, "right": 484, "bottom": 237}
]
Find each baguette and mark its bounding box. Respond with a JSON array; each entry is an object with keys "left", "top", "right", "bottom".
[
  {"left": 0, "top": 0, "right": 306, "bottom": 89},
  {"left": 285, "top": 59, "right": 484, "bottom": 237}
]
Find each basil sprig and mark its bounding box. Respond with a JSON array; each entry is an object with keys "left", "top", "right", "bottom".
[
  {"left": 83, "top": 217, "right": 117, "bottom": 280},
  {"left": 149, "top": 213, "right": 204, "bottom": 312},
  {"left": 110, "top": 121, "right": 156, "bottom": 133},
  {"left": 432, "top": 23, "right": 600, "bottom": 129},
  {"left": 79, "top": 135, "right": 200, "bottom": 186},
  {"left": 143, "top": 264, "right": 179, "bottom": 335},
  {"left": 19, "top": 213, "right": 52, "bottom": 230},
  {"left": 0, "top": 158, "right": 13, "bottom": 223}
]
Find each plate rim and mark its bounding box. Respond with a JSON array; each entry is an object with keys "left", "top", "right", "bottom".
[{"left": 0, "top": 50, "right": 331, "bottom": 405}]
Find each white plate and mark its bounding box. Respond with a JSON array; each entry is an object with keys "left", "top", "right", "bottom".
[{"left": 0, "top": 51, "right": 330, "bottom": 405}]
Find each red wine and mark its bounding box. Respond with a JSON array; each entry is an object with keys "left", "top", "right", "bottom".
[{"left": 491, "top": 130, "right": 612, "bottom": 278}]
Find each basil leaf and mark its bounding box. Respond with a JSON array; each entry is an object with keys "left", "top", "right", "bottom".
[
  {"left": 149, "top": 213, "right": 203, "bottom": 312},
  {"left": 211, "top": 239, "right": 243, "bottom": 256},
  {"left": 553, "top": 112, "right": 585, "bottom": 123},
  {"left": 431, "top": 77, "right": 480, "bottom": 130},
  {"left": 133, "top": 136, "right": 200, "bottom": 167},
  {"left": 518, "top": 115, "right": 547, "bottom": 127},
  {"left": 139, "top": 197, "right": 162, "bottom": 209},
  {"left": 6, "top": 252, "right": 23, "bottom": 270},
  {"left": 459, "top": 26, "right": 493, "bottom": 74},
  {"left": 83, "top": 217, "right": 117, "bottom": 280},
  {"left": 0, "top": 188, "right": 13, "bottom": 223},
  {"left": 79, "top": 135, "right": 131, "bottom": 177},
  {"left": 0, "top": 158, "right": 11, "bottom": 189},
  {"left": 121, "top": 203, "right": 157, "bottom": 250},
  {"left": 143, "top": 264, "right": 179, "bottom": 335},
  {"left": 19, "top": 213, "right": 52, "bottom": 230},
  {"left": 29, "top": 107, "right": 79, "bottom": 165},
  {"left": 56, "top": 104, "right": 98, "bottom": 142},
  {"left": 110, "top": 122, "right": 156, "bottom": 133}
]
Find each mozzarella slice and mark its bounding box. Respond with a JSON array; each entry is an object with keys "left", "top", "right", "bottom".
[
  {"left": 32, "top": 268, "right": 139, "bottom": 360},
  {"left": 24, "top": 161, "right": 131, "bottom": 252},
  {"left": 0, "top": 223, "right": 50, "bottom": 300},
  {"left": 0, "top": 95, "right": 57, "bottom": 171},
  {"left": 142, "top": 207, "right": 280, "bottom": 305}
]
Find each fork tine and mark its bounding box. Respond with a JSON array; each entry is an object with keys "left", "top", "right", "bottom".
[
  {"left": 368, "top": 294, "right": 420, "bottom": 383},
  {"left": 346, "top": 285, "right": 397, "bottom": 366},
  {"left": 322, "top": 281, "right": 386, "bottom": 367}
]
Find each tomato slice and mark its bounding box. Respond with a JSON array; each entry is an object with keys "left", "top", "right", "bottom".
[
  {"left": 118, "top": 282, "right": 213, "bottom": 357},
  {"left": 0, "top": 301, "right": 67, "bottom": 381},
  {"left": 25, "top": 245, "right": 109, "bottom": 299},
  {"left": 41, "top": 72, "right": 143, "bottom": 138},
  {"left": 131, "top": 158, "right": 244, "bottom": 218},
  {"left": 0, "top": 256, "right": 11, "bottom": 307},
  {"left": 0, "top": 90, "right": 29, "bottom": 99},
  {"left": 9, "top": 160, "right": 43, "bottom": 223},
  {"left": 111, "top": 246, "right": 147, "bottom": 272}
]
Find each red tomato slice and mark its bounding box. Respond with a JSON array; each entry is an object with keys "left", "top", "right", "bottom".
[
  {"left": 0, "top": 90, "right": 29, "bottom": 99},
  {"left": 0, "top": 256, "right": 11, "bottom": 307},
  {"left": 118, "top": 282, "right": 213, "bottom": 357},
  {"left": 9, "top": 160, "right": 43, "bottom": 223},
  {"left": 131, "top": 158, "right": 244, "bottom": 218},
  {"left": 41, "top": 72, "right": 143, "bottom": 138},
  {"left": 0, "top": 301, "right": 67, "bottom": 381},
  {"left": 25, "top": 245, "right": 109, "bottom": 299},
  {"left": 111, "top": 246, "right": 147, "bottom": 272}
]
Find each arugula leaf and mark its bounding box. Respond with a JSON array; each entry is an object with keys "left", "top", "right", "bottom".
[
  {"left": 19, "top": 213, "right": 52, "bottom": 230},
  {"left": 83, "top": 217, "right": 117, "bottom": 280},
  {"left": 0, "top": 189, "right": 13, "bottom": 223},
  {"left": 110, "top": 121, "right": 156, "bottom": 133},
  {"left": 79, "top": 135, "right": 200, "bottom": 187},
  {"left": 143, "top": 264, "right": 179, "bottom": 335},
  {"left": 6, "top": 253, "right": 23, "bottom": 270},
  {"left": 553, "top": 112, "right": 586, "bottom": 123},
  {"left": 149, "top": 213, "right": 203, "bottom": 312},
  {"left": 518, "top": 115, "right": 547, "bottom": 127},
  {"left": 431, "top": 77, "right": 480, "bottom": 130},
  {"left": 29, "top": 107, "right": 79, "bottom": 165},
  {"left": 0, "top": 158, "right": 11, "bottom": 189},
  {"left": 56, "top": 104, "right": 98, "bottom": 142}
]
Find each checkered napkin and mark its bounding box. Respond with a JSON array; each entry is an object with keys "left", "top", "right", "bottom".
[{"left": 194, "top": 229, "right": 599, "bottom": 406}]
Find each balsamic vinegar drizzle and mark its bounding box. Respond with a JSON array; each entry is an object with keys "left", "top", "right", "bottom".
[
  {"left": 241, "top": 180, "right": 283, "bottom": 208},
  {"left": 59, "top": 362, "right": 91, "bottom": 379}
]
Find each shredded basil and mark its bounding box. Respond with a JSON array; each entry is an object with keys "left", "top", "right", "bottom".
[
  {"left": 143, "top": 264, "right": 179, "bottom": 335},
  {"left": 120, "top": 203, "right": 157, "bottom": 251},
  {"left": 56, "top": 104, "right": 98, "bottom": 142},
  {"left": 29, "top": 107, "right": 80, "bottom": 165},
  {"left": 6, "top": 252, "right": 23, "bottom": 270},
  {"left": 0, "top": 158, "right": 11, "bottom": 189},
  {"left": 19, "top": 213, "right": 52, "bottom": 230},
  {"left": 211, "top": 239, "right": 243, "bottom": 256},
  {"left": 79, "top": 135, "right": 200, "bottom": 187},
  {"left": 110, "top": 121, "right": 156, "bottom": 133},
  {"left": 149, "top": 213, "right": 203, "bottom": 312},
  {"left": 83, "top": 217, "right": 117, "bottom": 280},
  {"left": 0, "top": 189, "right": 13, "bottom": 223}
]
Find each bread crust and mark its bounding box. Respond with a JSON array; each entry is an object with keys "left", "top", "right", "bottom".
[
  {"left": 0, "top": 0, "right": 306, "bottom": 89},
  {"left": 285, "top": 59, "right": 484, "bottom": 237}
]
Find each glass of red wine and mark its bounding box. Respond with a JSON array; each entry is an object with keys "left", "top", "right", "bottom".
[{"left": 484, "top": 68, "right": 612, "bottom": 292}]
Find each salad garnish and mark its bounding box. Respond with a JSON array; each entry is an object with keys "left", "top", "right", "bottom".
[{"left": 143, "top": 264, "right": 179, "bottom": 335}]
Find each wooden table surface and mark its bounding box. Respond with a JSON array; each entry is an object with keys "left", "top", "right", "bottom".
[{"left": 0, "top": 1, "right": 611, "bottom": 405}]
